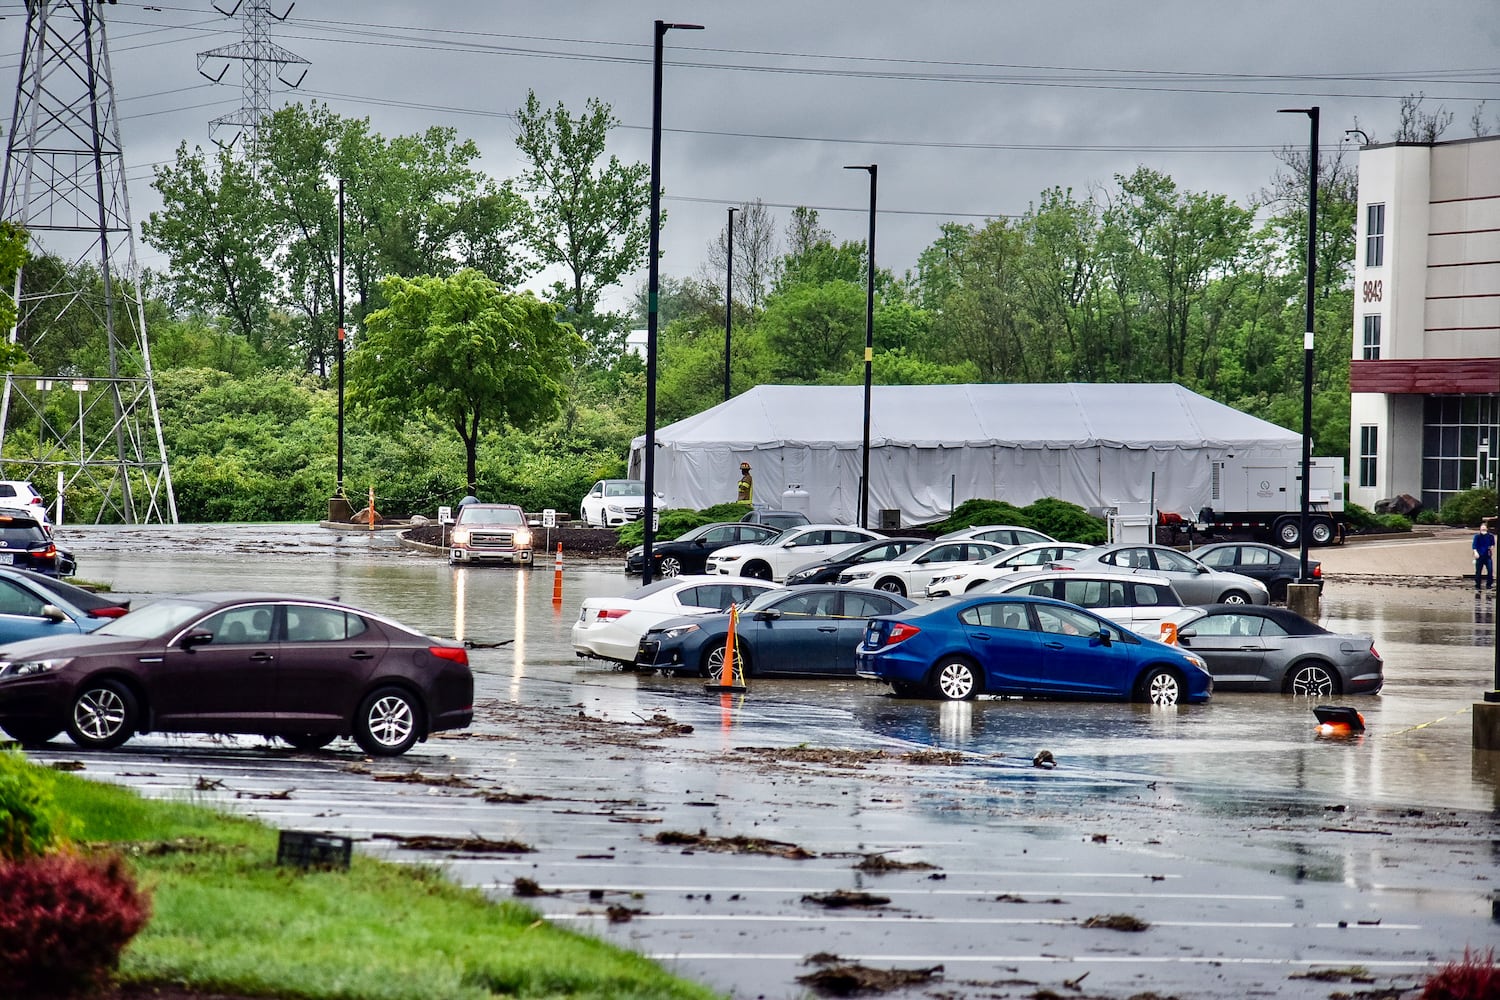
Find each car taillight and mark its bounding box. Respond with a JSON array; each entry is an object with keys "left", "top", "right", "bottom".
[
  {"left": 595, "top": 608, "right": 629, "bottom": 621},
  {"left": 430, "top": 645, "right": 469, "bottom": 665},
  {"left": 885, "top": 622, "right": 921, "bottom": 645},
  {"left": 86, "top": 607, "right": 129, "bottom": 619},
  {"left": 1313, "top": 565, "right": 1322, "bottom": 578},
  {"left": 1370, "top": 644, "right": 1382, "bottom": 661}
]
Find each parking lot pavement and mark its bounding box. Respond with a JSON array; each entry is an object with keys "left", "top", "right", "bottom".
[{"left": 27, "top": 654, "right": 1498, "bottom": 1000}]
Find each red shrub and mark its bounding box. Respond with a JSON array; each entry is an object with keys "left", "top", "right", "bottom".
[
  {"left": 1421, "top": 947, "right": 1499, "bottom": 1000},
  {"left": 0, "top": 850, "right": 151, "bottom": 998}
]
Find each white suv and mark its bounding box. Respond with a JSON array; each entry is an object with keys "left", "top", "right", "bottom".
[{"left": 0, "top": 480, "right": 49, "bottom": 524}]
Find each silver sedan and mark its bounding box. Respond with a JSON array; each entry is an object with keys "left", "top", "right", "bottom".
[
  {"left": 1159, "top": 604, "right": 1383, "bottom": 696},
  {"left": 1053, "top": 543, "right": 1269, "bottom": 605}
]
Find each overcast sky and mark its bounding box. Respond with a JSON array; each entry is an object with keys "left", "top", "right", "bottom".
[{"left": 3, "top": 1, "right": 1498, "bottom": 313}]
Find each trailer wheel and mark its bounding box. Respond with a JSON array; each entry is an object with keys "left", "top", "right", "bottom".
[
  {"left": 1273, "top": 517, "right": 1301, "bottom": 547},
  {"left": 1309, "top": 518, "right": 1335, "bottom": 546}
]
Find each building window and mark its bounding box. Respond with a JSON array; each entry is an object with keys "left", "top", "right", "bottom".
[
  {"left": 1365, "top": 203, "right": 1385, "bottom": 267},
  {"left": 1421, "top": 395, "right": 1500, "bottom": 509},
  {"left": 1359, "top": 425, "right": 1378, "bottom": 489},
  {"left": 1361, "top": 314, "right": 1381, "bottom": 360}
]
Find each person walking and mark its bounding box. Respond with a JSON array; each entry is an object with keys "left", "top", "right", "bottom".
[
  {"left": 736, "top": 462, "right": 754, "bottom": 505},
  {"left": 1473, "top": 522, "right": 1495, "bottom": 591}
]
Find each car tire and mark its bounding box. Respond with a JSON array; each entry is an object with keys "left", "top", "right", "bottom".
[
  {"left": 1285, "top": 662, "right": 1339, "bottom": 697},
  {"left": 660, "top": 556, "right": 683, "bottom": 577},
  {"left": 1219, "top": 589, "right": 1251, "bottom": 605},
  {"left": 354, "top": 687, "right": 422, "bottom": 756},
  {"left": 283, "top": 733, "right": 336, "bottom": 752},
  {"left": 1135, "top": 666, "right": 1183, "bottom": 706},
  {"left": 702, "top": 640, "right": 750, "bottom": 680},
  {"left": 930, "top": 657, "right": 980, "bottom": 701},
  {"left": 875, "top": 577, "right": 907, "bottom": 596},
  {"left": 66, "top": 680, "right": 138, "bottom": 750},
  {"left": 1, "top": 721, "right": 62, "bottom": 746},
  {"left": 743, "top": 562, "right": 772, "bottom": 581},
  {"left": 1309, "top": 518, "right": 1336, "bottom": 546}
]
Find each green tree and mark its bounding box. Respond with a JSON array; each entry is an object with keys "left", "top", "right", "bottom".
[
  {"left": 514, "top": 90, "right": 651, "bottom": 353},
  {"left": 350, "top": 270, "right": 583, "bottom": 493}
]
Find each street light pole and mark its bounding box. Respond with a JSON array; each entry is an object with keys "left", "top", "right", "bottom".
[
  {"left": 642, "top": 19, "right": 703, "bottom": 585},
  {"left": 724, "top": 206, "right": 736, "bottom": 403},
  {"left": 326, "top": 177, "right": 352, "bottom": 524},
  {"left": 1279, "top": 106, "right": 1318, "bottom": 584},
  {"left": 845, "top": 164, "right": 876, "bottom": 530}
]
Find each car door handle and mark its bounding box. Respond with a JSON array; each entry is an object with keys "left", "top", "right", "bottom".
[
  {"left": 1238, "top": 645, "right": 1259, "bottom": 651},
  {"left": 349, "top": 650, "right": 375, "bottom": 660},
  {"left": 1043, "top": 641, "right": 1065, "bottom": 650},
  {"left": 817, "top": 626, "right": 838, "bottom": 633},
  {"left": 250, "top": 652, "right": 274, "bottom": 662}
]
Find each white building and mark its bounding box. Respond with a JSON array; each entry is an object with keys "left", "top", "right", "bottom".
[{"left": 1349, "top": 135, "right": 1500, "bottom": 512}]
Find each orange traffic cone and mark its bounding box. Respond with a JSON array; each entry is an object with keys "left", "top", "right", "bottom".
[
  {"left": 705, "top": 604, "right": 748, "bottom": 693},
  {"left": 1159, "top": 622, "right": 1178, "bottom": 645}
]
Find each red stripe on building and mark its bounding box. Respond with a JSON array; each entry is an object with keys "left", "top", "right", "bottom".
[{"left": 1350, "top": 358, "right": 1500, "bottom": 394}]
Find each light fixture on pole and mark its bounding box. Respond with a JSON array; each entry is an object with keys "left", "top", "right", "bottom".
[
  {"left": 724, "top": 206, "right": 736, "bottom": 403},
  {"left": 1343, "top": 128, "right": 1371, "bottom": 146},
  {"left": 642, "top": 19, "right": 703, "bottom": 585},
  {"left": 844, "top": 164, "right": 877, "bottom": 530},
  {"left": 1278, "top": 106, "right": 1318, "bottom": 585}
]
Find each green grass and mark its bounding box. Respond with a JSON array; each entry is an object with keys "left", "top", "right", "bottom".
[{"left": 41, "top": 763, "right": 723, "bottom": 1000}]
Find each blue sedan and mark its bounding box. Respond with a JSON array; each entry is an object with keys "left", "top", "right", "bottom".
[
  {"left": 636, "top": 585, "right": 914, "bottom": 678},
  {"left": 855, "top": 594, "right": 1213, "bottom": 705},
  {"left": 0, "top": 567, "right": 118, "bottom": 645}
]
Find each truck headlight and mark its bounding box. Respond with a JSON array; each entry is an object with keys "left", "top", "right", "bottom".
[
  {"left": 514, "top": 528, "right": 532, "bottom": 547},
  {"left": 451, "top": 527, "right": 471, "bottom": 545}
]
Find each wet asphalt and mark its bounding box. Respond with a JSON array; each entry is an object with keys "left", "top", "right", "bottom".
[{"left": 17, "top": 523, "right": 1500, "bottom": 1000}]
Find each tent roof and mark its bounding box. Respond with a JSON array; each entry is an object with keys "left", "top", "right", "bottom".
[{"left": 635, "top": 384, "right": 1298, "bottom": 451}]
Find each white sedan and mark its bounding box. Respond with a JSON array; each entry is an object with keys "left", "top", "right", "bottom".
[
  {"left": 705, "top": 525, "right": 881, "bottom": 582},
  {"left": 836, "top": 539, "right": 1005, "bottom": 597},
  {"left": 572, "top": 576, "right": 778, "bottom": 665},
  {"left": 925, "top": 542, "right": 1091, "bottom": 597},
  {"left": 936, "top": 524, "right": 1055, "bottom": 547}
]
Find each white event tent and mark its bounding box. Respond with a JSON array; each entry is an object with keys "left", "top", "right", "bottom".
[{"left": 628, "top": 384, "right": 1301, "bottom": 527}]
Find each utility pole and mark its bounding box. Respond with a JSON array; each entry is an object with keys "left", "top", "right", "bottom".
[{"left": 0, "top": 0, "right": 176, "bottom": 524}]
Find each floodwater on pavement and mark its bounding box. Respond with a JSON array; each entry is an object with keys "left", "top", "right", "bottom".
[{"left": 32, "top": 522, "right": 1500, "bottom": 1000}]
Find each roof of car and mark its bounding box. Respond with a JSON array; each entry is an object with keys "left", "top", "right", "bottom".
[{"left": 1175, "top": 603, "right": 1329, "bottom": 636}]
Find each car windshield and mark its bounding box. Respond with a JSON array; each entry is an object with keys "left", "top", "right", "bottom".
[
  {"left": 95, "top": 597, "right": 215, "bottom": 638},
  {"left": 620, "top": 579, "right": 685, "bottom": 600},
  {"left": 759, "top": 528, "right": 801, "bottom": 545},
  {"left": 459, "top": 507, "right": 525, "bottom": 525},
  {"left": 604, "top": 482, "right": 644, "bottom": 497}
]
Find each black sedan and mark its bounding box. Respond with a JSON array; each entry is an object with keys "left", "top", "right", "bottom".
[
  {"left": 636, "top": 585, "right": 914, "bottom": 678},
  {"left": 625, "top": 521, "right": 780, "bottom": 577},
  {"left": 1159, "top": 604, "right": 1381, "bottom": 696},
  {"left": 784, "top": 537, "right": 927, "bottom": 586},
  {"left": 1189, "top": 542, "right": 1321, "bottom": 602},
  {"left": 0, "top": 593, "right": 473, "bottom": 755}
]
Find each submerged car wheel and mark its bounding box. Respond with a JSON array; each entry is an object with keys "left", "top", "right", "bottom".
[
  {"left": 703, "top": 640, "right": 750, "bottom": 680},
  {"left": 659, "top": 556, "right": 683, "bottom": 577},
  {"left": 283, "top": 733, "right": 336, "bottom": 752},
  {"left": 931, "top": 657, "right": 980, "bottom": 701},
  {"left": 1, "top": 721, "right": 62, "bottom": 746},
  {"left": 1219, "top": 589, "right": 1250, "bottom": 605},
  {"left": 66, "top": 680, "right": 138, "bottom": 750},
  {"left": 1286, "top": 662, "right": 1338, "bottom": 697},
  {"left": 1137, "top": 667, "right": 1182, "bottom": 706},
  {"left": 354, "top": 687, "right": 422, "bottom": 756}
]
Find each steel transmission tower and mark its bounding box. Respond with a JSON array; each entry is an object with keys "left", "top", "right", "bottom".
[
  {"left": 198, "top": 1, "right": 308, "bottom": 149},
  {"left": 0, "top": 0, "right": 176, "bottom": 524}
]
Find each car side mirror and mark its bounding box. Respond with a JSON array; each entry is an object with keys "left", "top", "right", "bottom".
[
  {"left": 1178, "top": 628, "right": 1198, "bottom": 639},
  {"left": 180, "top": 630, "right": 215, "bottom": 649},
  {"left": 41, "top": 604, "right": 67, "bottom": 623},
  {"left": 1094, "top": 629, "right": 1111, "bottom": 646},
  {"left": 695, "top": 538, "right": 707, "bottom": 547},
  {"left": 754, "top": 610, "right": 782, "bottom": 621}
]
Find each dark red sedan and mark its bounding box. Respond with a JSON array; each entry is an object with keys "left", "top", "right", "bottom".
[{"left": 0, "top": 593, "right": 472, "bottom": 756}]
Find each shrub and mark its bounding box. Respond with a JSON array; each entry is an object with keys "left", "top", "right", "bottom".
[
  {"left": 1420, "top": 947, "right": 1498, "bottom": 1000},
  {"left": 1436, "top": 487, "right": 1498, "bottom": 528},
  {"left": 0, "top": 749, "right": 64, "bottom": 861},
  {"left": 0, "top": 850, "right": 151, "bottom": 998},
  {"left": 928, "top": 497, "right": 1107, "bottom": 544}
]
